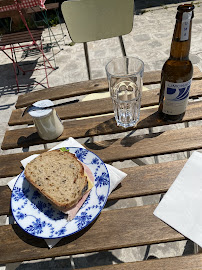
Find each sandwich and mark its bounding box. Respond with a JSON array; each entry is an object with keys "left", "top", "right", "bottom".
[{"left": 24, "top": 149, "right": 94, "bottom": 214}]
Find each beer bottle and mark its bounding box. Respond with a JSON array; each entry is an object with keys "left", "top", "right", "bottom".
[{"left": 158, "top": 4, "right": 194, "bottom": 121}]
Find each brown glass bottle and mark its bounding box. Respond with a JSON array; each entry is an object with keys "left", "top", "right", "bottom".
[{"left": 158, "top": 4, "right": 194, "bottom": 122}]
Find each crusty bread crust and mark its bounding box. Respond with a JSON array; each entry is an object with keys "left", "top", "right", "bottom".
[{"left": 24, "top": 150, "right": 88, "bottom": 212}]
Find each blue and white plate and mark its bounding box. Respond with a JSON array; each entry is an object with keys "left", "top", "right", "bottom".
[{"left": 11, "top": 147, "right": 110, "bottom": 239}]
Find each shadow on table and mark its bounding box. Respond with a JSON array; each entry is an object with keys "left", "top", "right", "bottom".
[
  {"left": 13, "top": 240, "right": 195, "bottom": 270},
  {"left": 14, "top": 251, "right": 123, "bottom": 270},
  {"left": 85, "top": 131, "right": 162, "bottom": 153},
  {"left": 135, "top": 0, "right": 195, "bottom": 14},
  {"left": 183, "top": 240, "right": 195, "bottom": 255},
  {"left": 84, "top": 111, "right": 164, "bottom": 143},
  {"left": 12, "top": 215, "right": 123, "bottom": 270},
  {"left": 72, "top": 251, "right": 124, "bottom": 269}
]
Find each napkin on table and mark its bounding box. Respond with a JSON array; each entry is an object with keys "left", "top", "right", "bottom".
[
  {"left": 154, "top": 151, "right": 202, "bottom": 247},
  {"left": 8, "top": 137, "right": 127, "bottom": 248}
]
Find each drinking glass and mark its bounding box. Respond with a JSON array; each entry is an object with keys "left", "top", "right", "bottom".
[{"left": 105, "top": 57, "right": 144, "bottom": 128}]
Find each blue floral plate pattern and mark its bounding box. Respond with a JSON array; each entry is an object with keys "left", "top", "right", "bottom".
[{"left": 11, "top": 147, "right": 110, "bottom": 239}]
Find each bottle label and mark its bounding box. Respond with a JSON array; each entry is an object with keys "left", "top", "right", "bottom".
[
  {"left": 162, "top": 79, "right": 192, "bottom": 115},
  {"left": 181, "top": 11, "right": 192, "bottom": 41}
]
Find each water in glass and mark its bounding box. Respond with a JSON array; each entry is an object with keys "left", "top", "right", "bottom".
[{"left": 111, "top": 80, "right": 141, "bottom": 128}]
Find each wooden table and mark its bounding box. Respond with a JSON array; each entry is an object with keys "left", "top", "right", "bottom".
[{"left": 2, "top": 68, "right": 202, "bottom": 268}]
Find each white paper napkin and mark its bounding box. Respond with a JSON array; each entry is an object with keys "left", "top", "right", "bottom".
[
  {"left": 154, "top": 151, "right": 202, "bottom": 247},
  {"left": 8, "top": 137, "right": 127, "bottom": 248}
]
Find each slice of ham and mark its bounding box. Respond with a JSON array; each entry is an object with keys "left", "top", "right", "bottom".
[{"left": 65, "top": 163, "right": 95, "bottom": 221}]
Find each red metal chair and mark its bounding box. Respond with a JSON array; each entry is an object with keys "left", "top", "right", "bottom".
[{"left": 0, "top": 0, "right": 55, "bottom": 92}]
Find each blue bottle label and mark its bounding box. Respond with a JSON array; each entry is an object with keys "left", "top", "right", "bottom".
[{"left": 162, "top": 79, "right": 192, "bottom": 115}]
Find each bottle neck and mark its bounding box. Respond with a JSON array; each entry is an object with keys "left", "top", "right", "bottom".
[{"left": 170, "top": 14, "right": 193, "bottom": 60}]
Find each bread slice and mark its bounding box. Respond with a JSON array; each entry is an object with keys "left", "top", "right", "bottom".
[{"left": 24, "top": 150, "right": 88, "bottom": 212}]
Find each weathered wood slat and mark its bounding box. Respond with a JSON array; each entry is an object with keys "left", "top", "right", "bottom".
[
  {"left": 10, "top": 98, "right": 113, "bottom": 126},
  {"left": 9, "top": 78, "right": 202, "bottom": 126},
  {"left": 0, "top": 186, "right": 11, "bottom": 216},
  {"left": 0, "top": 150, "right": 45, "bottom": 178},
  {"left": 0, "top": 125, "right": 201, "bottom": 177},
  {"left": 110, "top": 159, "right": 186, "bottom": 200},
  {"left": 0, "top": 29, "right": 43, "bottom": 46},
  {"left": 0, "top": 204, "right": 184, "bottom": 264},
  {"left": 0, "top": 159, "right": 187, "bottom": 216},
  {"left": 15, "top": 67, "right": 202, "bottom": 109},
  {"left": 75, "top": 254, "right": 202, "bottom": 270},
  {"left": 3, "top": 100, "right": 202, "bottom": 150},
  {"left": 16, "top": 78, "right": 108, "bottom": 109},
  {"left": 84, "top": 125, "right": 202, "bottom": 163}
]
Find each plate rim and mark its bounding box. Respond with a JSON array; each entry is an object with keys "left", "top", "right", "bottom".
[{"left": 11, "top": 147, "right": 110, "bottom": 239}]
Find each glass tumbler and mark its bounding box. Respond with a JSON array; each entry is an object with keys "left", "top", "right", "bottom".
[{"left": 105, "top": 57, "right": 144, "bottom": 128}]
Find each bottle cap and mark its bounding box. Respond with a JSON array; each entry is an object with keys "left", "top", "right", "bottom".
[{"left": 177, "top": 4, "right": 195, "bottom": 12}]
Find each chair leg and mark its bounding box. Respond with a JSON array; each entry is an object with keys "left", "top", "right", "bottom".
[
  {"left": 40, "top": 41, "right": 49, "bottom": 88},
  {"left": 12, "top": 46, "right": 20, "bottom": 75},
  {"left": 46, "top": 26, "right": 57, "bottom": 69},
  {"left": 42, "top": 10, "right": 62, "bottom": 49},
  {"left": 33, "top": 9, "right": 61, "bottom": 68},
  {"left": 83, "top": 42, "right": 91, "bottom": 80},
  {"left": 10, "top": 45, "right": 20, "bottom": 93},
  {"left": 119, "top": 36, "right": 127, "bottom": 57},
  {"left": 54, "top": 7, "right": 66, "bottom": 45}
]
